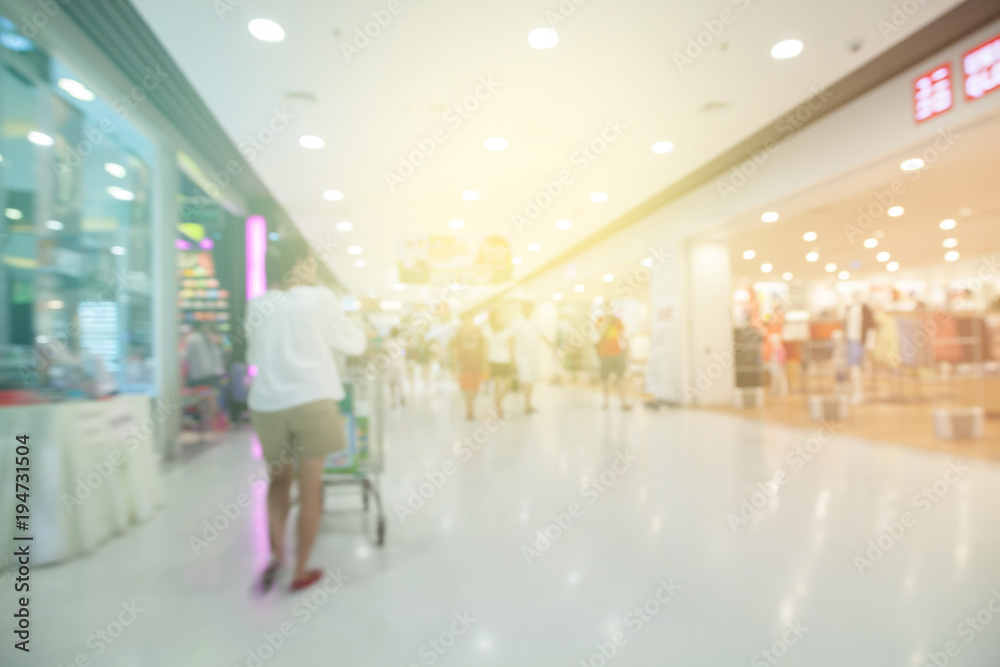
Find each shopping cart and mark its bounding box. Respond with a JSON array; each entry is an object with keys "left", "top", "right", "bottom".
[{"left": 321, "top": 363, "right": 386, "bottom": 546}]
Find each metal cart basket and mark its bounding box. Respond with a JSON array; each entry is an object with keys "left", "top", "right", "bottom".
[{"left": 322, "top": 362, "right": 386, "bottom": 545}]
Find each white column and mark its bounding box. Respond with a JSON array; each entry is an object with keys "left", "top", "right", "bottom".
[
  {"left": 646, "top": 241, "right": 688, "bottom": 404},
  {"left": 152, "top": 145, "right": 181, "bottom": 459},
  {"left": 686, "top": 240, "right": 735, "bottom": 406}
]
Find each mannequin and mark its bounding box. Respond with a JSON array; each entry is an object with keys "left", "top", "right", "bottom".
[
  {"left": 844, "top": 292, "right": 874, "bottom": 404},
  {"left": 763, "top": 310, "right": 788, "bottom": 396}
]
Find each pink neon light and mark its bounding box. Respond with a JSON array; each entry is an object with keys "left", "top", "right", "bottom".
[
  {"left": 199, "top": 238, "right": 214, "bottom": 250},
  {"left": 246, "top": 215, "right": 267, "bottom": 301},
  {"left": 175, "top": 239, "right": 191, "bottom": 250}
]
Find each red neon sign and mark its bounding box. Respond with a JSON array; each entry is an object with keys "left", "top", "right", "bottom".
[
  {"left": 963, "top": 34, "right": 1000, "bottom": 100},
  {"left": 914, "top": 64, "right": 953, "bottom": 122}
]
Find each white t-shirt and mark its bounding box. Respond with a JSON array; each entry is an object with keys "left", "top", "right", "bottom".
[
  {"left": 246, "top": 285, "right": 367, "bottom": 412},
  {"left": 484, "top": 326, "right": 512, "bottom": 364}
]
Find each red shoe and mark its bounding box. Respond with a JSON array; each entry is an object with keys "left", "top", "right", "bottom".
[{"left": 290, "top": 569, "right": 323, "bottom": 592}]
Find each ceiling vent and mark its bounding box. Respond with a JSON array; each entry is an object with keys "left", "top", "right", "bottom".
[
  {"left": 284, "top": 91, "right": 318, "bottom": 104},
  {"left": 699, "top": 101, "right": 731, "bottom": 113}
]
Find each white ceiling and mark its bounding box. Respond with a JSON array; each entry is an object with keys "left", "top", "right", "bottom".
[
  {"left": 716, "top": 107, "right": 1000, "bottom": 285},
  {"left": 131, "top": 0, "right": 964, "bottom": 299}
]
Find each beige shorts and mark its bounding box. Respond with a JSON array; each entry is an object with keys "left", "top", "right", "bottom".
[{"left": 251, "top": 399, "right": 347, "bottom": 468}]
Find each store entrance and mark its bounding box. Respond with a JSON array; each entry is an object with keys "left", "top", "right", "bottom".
[
  {"left": 697, "top": 110, "right": 1000, "bottom": 459},
  {"left": 175, "top": 175, "right": 243, "bottom": 444}
]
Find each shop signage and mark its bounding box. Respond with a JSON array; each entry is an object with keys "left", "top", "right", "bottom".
[
  {"left": 913, "top": 63, "right": 953, "bottom": 122},
  {"left": 963, "top": 34, "right": 1000, "bottom": 100}
]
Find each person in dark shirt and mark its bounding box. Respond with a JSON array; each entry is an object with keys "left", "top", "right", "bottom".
[{"left": 450, "top": 313, "right": 487, "bottom": 420}]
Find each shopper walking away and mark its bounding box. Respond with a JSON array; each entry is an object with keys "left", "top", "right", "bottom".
[
  {"left": 386, "top": 327, "right": 407, "bottom": 408},
  {"left": 246, "top": 238, "right": 366, "bottom": 592},
  {"left": 450, "top": 313, "right": 487, "bottom": 420},
  {"left": 512, "top": 302, "right": 543, "bottom": 413},
  {"left": 595, "top": 314, "right": 631, "bottom": 410},
  {"left": 483, "top": 310, "right": 514, "bottom": 418},
  {"left": 184, "top": 322, "right": 225, "bottom": 427}
]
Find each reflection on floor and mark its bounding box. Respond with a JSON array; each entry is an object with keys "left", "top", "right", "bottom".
[
  {"left": 5, "top": 383, "right": 1000, "bottom": 666},
  {"left": 708, "top": 390, "right": 1000, "bottom": 462}
]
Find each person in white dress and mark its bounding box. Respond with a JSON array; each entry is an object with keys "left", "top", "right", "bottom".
[{"left": 512, "top": 302, "right": 542, "bottom": 413}]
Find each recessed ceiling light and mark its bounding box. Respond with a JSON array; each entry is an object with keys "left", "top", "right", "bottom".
[
  {"left": 887, "top": 206, "right": 904, "bottom": 217},
  {"left": 887, "top": 261, "right": 900, "bottom": 272},
  {"left": 594, "top": 296, "right": 605, "bottom": 304},
  {"left": 743, "top": 250, "right": 756, "bottom": 260},
  {"left": 943, "top": 238, "right": 957, "bottom": 248},
  {"left": 603, "top": 273, "right": 614, "bottom": 282},
  {"left": 939, "top": 219, "right": 956, "bottom": 230},
  {"left": 782, "top": 272, "right": 793, "bottom": 281},
  {"left": 641, "top": 258, "right": 653, "bottom": 268},
  {"left": 945, "top": 251, "right": 960, "bottom": 262},
  {"left": 299, "top": 135, "right": 325, "bottom": 149},
  {"left": 106, "top": 186, "right": 135, "bottom": 201},
  {"left": 838, "top": 271, "right": 850, "bottom": 280},
  {"left": 511, "top": 256, "right": 523, "bottom": 265},
  {"left": 900, "top": 158, "right": 924, "bottom": 171},
  {"left": 28, "top": 131, "right": 53, "bottom": 146},
  {"left": 449, "top": 219, "right": 464, "bottom": 230},
  {"left": 771, "top": 39, "right": 803, "bottom": 59},
  {"left": 863, "top": 238, "right": 877, "bottom": 248},
  {"left": 392, "top": 283, "right": 406, "bottom": 291},
  {"left": 4, "top": 208, "right": 22, "bottom": 220},
  {"left": 552, "top": 292, "right": 563, "bottom": 301},
  {"left": 354, "top": 259, "right": 366, "bottom": 268},
  {"left": 651, "top": 141, "right": 674, "bottom": 154},
  {"left": 590, "top": 192, "right": 608, "bottom": 203},
  {"left": 825, "top": 263, "right": 837, "bottom": 272},
  {"left": 556, "top": 220, "right": 572, "bottom": 230},
  {"left": 876, "top": 251, "right": 890, "bottom": 262},
  {"left": 528, "top": 242, "right": 541, "bottom": 252},
  {"left": 47, "top": 300, "right": 65, "bottom": 309},
  {"left": 347, "top": 245, "right": 363, "bottom": 255},
  {"left": 380, "top": 300, "right": 402, "bottom": 311},
  {"left": 46, "top": 219, "right": 64, "bottom": 230},
  {"left": 528, "top": 28, "right": 559, "bottom": 49},
  {"left": 462, "top": 190, "right": 480, "bottom": 201},
  {"left": 57, "top": 78, "right": 95, "bottom": 102},
  {"left": 0, "top": 32, "right": 33, "bottom": 53},
  {"left": 574, "top": 284, "right": 585, "bottom": 293},
  {"left": 104, "top": 163, "right": 126, "bottom": 178},
  {"left": 761, "top": 263, "right": 773, "bottom": 273},
  {"left": 806, "top": 252, "right": 819, "bottom": 262},
  {"left": 336, "top": 221, "right": 353, "bottom": 231},
  {"left": 110, "top": 245, "right": 126, "bottom": 255},
  {"left": 248, "top": 18, "right": 285, "bottom": 42},
  {"left": 323, "top": 190, "right": 344, "bottom": 201},
  {"left": 803, "top": 231, "right": 817, "bottom": 242},
  {"left": 484, "top": 137, "right": 508, "bottom": 151},
  {"left": 761, "top": 211, "right": 779, "bottom": 223}
]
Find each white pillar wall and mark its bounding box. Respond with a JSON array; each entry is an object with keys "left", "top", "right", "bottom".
[
  {"left": 686, "top": 241, "right": 735, "bottom": 406},
  {"left": 152, "top": 146, "right": 181, "bottom": 459},
  {"left": 646, "top": 241, "right": 688, "bottom": 404}
]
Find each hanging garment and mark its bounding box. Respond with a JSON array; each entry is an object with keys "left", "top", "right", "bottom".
[
  {"left": 933, "top": 313, "right": 963, "bottom": 363},
  {"left": 873, "top": 311, "right": 900, "bottom": 369}
]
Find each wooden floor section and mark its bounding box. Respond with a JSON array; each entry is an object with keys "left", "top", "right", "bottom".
[{"left": 704, "top": 392, "right": 1000, "bottom": 462}]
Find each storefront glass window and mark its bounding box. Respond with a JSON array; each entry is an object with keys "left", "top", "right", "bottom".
[{"left": 0, "top": 16, "right": 156, "bottom": 399}]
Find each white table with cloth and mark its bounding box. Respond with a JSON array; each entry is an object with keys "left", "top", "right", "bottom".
[{"left": 0, "top": 394, "right": 164, "bottom": 566}]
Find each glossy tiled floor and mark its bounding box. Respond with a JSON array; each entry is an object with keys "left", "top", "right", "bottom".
[{"left": 5, "top": 383, "right": 1000, "bottom": 666}]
